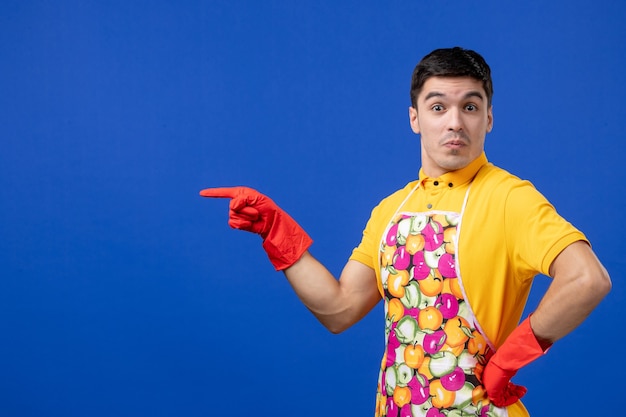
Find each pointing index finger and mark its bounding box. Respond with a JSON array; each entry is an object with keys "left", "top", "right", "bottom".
[{"left": 199, "top": 187, "right": 242, "bottom": 199}]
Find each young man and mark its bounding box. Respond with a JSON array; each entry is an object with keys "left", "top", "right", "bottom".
[{"left": 200, "top": 47, "right": 611, "bottom": 416}]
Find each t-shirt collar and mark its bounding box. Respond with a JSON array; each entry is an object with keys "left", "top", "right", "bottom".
[{"left": 418, "top": 152, "right": 488, "bottom": 189}]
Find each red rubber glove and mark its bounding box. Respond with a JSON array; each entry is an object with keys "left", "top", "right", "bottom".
[
  {"left": 482, "top": 316, "right": 551, "bottom": 407},
  {"left": 199, "top": 186, "right": 313, "bottom": 271}
]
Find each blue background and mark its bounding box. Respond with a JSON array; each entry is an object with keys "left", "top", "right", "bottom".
[{"left": 1, "top": 1, "right": 624, "bottom": 416}]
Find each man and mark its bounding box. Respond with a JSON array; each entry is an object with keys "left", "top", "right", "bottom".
[{"left": 200, "top": 47, "right": 611, "bottom": 416}]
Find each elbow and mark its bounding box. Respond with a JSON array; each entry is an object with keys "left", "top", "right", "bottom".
[
  {"left": 325, "top": 322, "right": 350, "bottom": 335},
  {"left": 327, "top": 327, "right": 345, "bottom": 335},
  {"left": 315, "top": 309, "right": 359, "bottom": 334},
  {"left": 597, "top": 268, "right": 612, "bottom": 298},
  {"left": 318, "top": 315, "right": 353, "bottom": 334},
  {"left": 582, "top": 264, "right": 612, "bottom": 302}
]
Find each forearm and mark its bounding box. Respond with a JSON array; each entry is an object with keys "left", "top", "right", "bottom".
[
  {"left": 530, "top": 241, "right": 611, "bottom": 343},
  {"left": 284, "top": 252, "right": 381, "bottom": 333}
]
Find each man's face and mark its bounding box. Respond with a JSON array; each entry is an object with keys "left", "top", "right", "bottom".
[{"left": 409, "top": 76, "right": 493, "bottom": 178}]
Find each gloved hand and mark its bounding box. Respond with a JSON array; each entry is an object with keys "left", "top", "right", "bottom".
[
  {"left": 482, "top": 315, "right": 551, "bottom": 407},
  {"left": 199, "top": 186, "right": 313, "bottom": 271}
]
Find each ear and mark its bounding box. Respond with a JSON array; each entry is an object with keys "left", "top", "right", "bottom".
[
  {"left": 486, "top": 105, "right": 494, "bottom": 133},
  {"left": 409, "top": 106, "right": 420, "bottom": 134}
]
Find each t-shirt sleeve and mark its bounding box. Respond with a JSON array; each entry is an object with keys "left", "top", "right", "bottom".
[
  {"left": 350, "top": 198, "right": 395, "bottom": 297},
  {"left": 505, "top": 182, "right": 588, "bottom": 279},
  {"left": 350, "top": 205, "right": 382, "bottom": 270}
]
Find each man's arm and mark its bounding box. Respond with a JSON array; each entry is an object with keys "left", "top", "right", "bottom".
[
  {"left": 284, "top": 252, "right": 382, "bottom": 334},
  {"left": 530, "top": 240, "right": 611, "bottom": 344},
  {"left": 199, "top": 186, "right": 382, "bottom": 333},
  {"left": 483, "top": 240, "right": 611, "bottom": 406}
]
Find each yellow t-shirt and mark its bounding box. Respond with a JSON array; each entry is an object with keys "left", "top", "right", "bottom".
[{"left": 350, "top": 153, "right": 586, "bottom": 416}]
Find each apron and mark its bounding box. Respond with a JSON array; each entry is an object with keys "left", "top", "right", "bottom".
[{"left": 374, "top": 182, "right": 508, "bottom": 417}]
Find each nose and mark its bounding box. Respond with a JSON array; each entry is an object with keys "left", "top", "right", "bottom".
[{"left": 447, "top": 108, "right": 463, "bottom": 132}]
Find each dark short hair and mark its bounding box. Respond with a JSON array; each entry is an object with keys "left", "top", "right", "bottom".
[{"left": 410, "top": 47, "right": 493, "bottom": 108}]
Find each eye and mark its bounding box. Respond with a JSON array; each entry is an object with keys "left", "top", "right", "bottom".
[
  {"left": 432, "top": 104, "right": 444, "bottom": 112},
  {"left": 465, "top": 104, "right": 477, "bottom": 111}
]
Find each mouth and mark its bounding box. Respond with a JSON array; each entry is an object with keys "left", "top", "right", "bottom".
[
  {"left": 442, "top": 133, "right": 470, "bottom": 149},
  {"left": 443, "top": 139, "right": 467, "bottom": 149}
]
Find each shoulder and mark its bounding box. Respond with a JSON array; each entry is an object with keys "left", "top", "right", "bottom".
[
  {"left": 474, "top": 163, "right": 531, "bottom": 188},
  {"left": 362, "top": 180, "right": 419, "bottom": 228},
  {"left": 471, "top": 163, "right": 544, "bottom": 202},
  {"left": 466, "top": 163, "right": 558, "bottom": 229},
  {"left": 375, "top": 180, "right": 420, "bottom": 211}
]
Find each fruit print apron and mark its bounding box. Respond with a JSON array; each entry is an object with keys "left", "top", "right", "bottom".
[{"left": 375, "top": 183, "right": 508, "bottom": 417}]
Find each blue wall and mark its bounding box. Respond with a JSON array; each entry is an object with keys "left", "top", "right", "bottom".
[{"left": 1, "top": 1, "right": 624, "bottom": 416}]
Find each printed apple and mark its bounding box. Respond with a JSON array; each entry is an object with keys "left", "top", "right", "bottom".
[
  {"left": 396, "top": 363, "right": 414, "bottom": 387},
  {"left": 422, "top": 220, "right": 444, "bottom": 251},
  {"left": 386, "top": 322, "right": 401, "bottom": 349},
  {"left": 445, "top": 213, "right": 460, "bottom": 226},
  {"left": 386, "top": 303, "right": 403, "bottom": 327},
  {"left": 468, "top": 330, "right": 488, "bottom": 356},
  {"left": 386, "top": 223, "right": 399, "bottom": 246},
  {"left": 430, "top": 379, "right": 455, "bottom": 408},
  {"left": 418, "top": 271, "right": 444, "bottom": 297},
  {"left": 452, "top": 382, "right": 477, "bottom": 411},
  {"left": 457, "top": 351, "right": 478, "bottom": 372},
  {"left": 428, "top": 351, "right": 458, "bottom": 378},
  {"left": 438, "top": 252, "right": 457, "bottom": 278},
  {"left": 388, "top": 270, "right": 411, "bottom": 299},
  {"left": 396, "top": 218, "right": 411, "bottom": 246},
  {"left": 424, "top": 246, "right": 446, "bottom": 269},
  {"left": 410, "top": 214, "right": 428, "bottom": 234},
  {"left": 393, "top": 246, "right": 411, "bottom": 270},
  {"left": 385, "top": 345, "right": 397, "bottom": 368},
  {"left": 386, "top": 396, "right": 398, "bottom": 416},
  {"left": 407, "top": 374, "right": 430, "bottom": 405},
  {"left": 395, "top": 315, "right": 419, "bottom": 344},
  {"left": 443, "top": 227, "right": 457, "bottom": 255},
  {"left": 406, "top": 233, "right": 426, "bottom": 255},
  {"left": 423, "top": 329, "right": 447, "bottom": 355},
  {"left": 443, "top": 316, "right": 472, "bottom": 347},
  {"left": 411, "top": 252, "right": 431, "bottom": 280},
  {"left": 401, "top": 281, "right": 422, "bottom": 309},
  {"left": 418, "top": 306, "right": 443, "bottom": 331},
  {"left": 393, "top": 385, "right": 412, "bottom": 408},
  {"left": 436, "top": 293, "right": 459, "bottom": 319},
  {"left": 404, "top": 343, "right": 425, "bottom": 369},
  {"left": 385, "top": 365, "right": 398, "bottom": 395},
  {"left": 440, "top": 366, "right": 466, "bottom": 391}
]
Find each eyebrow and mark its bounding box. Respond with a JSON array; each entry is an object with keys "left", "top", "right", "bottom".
[{"left": 423, "top": 90, "right": 485, "bottom": 102}]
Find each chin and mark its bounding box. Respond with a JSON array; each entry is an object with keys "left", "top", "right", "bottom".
[{"left": 440, "top": 157, "right": 469, "bottom": 171}]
